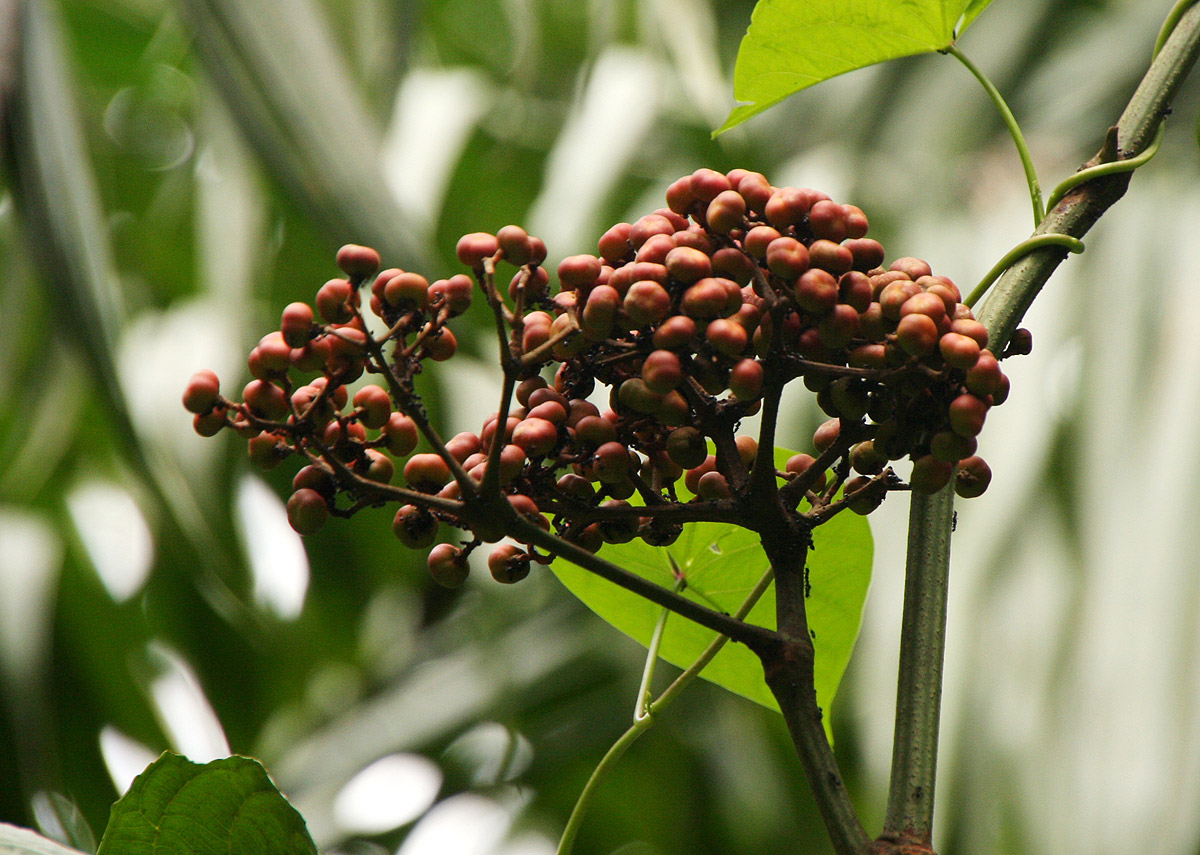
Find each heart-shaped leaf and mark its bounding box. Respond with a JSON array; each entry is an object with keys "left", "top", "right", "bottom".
[
  {"left": 717, "top": 0, "right": 996, "bottom": 133},
  {"left": 550, "top": 447, "right": 872, "bottom": 737},
  {"left": 96, "top": 754, "right": 316, "bottom": 855}
]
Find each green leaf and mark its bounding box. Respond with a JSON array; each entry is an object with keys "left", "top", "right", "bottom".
[
  {"left": 550, "top": 447, "right": 872, "bottom": 738},
  {"left": 957, "top": 0, "right": 996, "bottom": 34},
  {"left": 0, "top": 823, "right": 87, "bottom": 855},
  {"left": 716, "top": 0, "right": 995, "bottom": 133},
  {"left": 96, "top": 754, "right": 317, "bottom": 855}
]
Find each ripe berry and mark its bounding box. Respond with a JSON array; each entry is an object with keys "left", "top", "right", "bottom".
[
  {"left": 697, "top": 471, "right": 732, "bottom": 500},
  {"left": 796, "top": 269, "right": 839, "bottom": 314},
  {"left": 938, "top": 332, "right": 982, "bottom": 370},
  {"left": 336, "top": 244, "right": 381, "bottom": 280},
  {"left": 598, "top": 223, "right": 633, "bottom": 264},
  {"left": 728, "top": 358, "right": 764, "bottom": 400},
  {"left": 428, "top": 274, "right": 474, "bottom": 316},
  {"left": 428, "top": 543, "right": 470, "bottom": 588},
  {"left": 248, "top": 431, "right": 287, "bottom": 470},
  {"left": 393, "top": 504, "right": 439, "bottom": 548},
  {"left": 497, "top": 225, "right": 533, "bottom": 266},
  {"left": 511, "top": 417, "right": 559, "bottom": 457},
  {"left": 404, "top": 453, "right": 452, "bottom": 493},
  {"left": 808, "top": 240, "right": 853, "bottom": 275},
  {"left": 383, "top": 271, "right": 431, "bottom": 310},
  {"left": 808, "top": 199, "right": 847, "bottom": 242},
  {"left": 955, "top": 455, "right": 992, "bottom": 498},
  {"left": 316, "top": 278, "right": 355, "bottom": 324},
  {"left": 766, "top": 237, "right": 810, "bottom": 280},
  {"left": 456, "top": 232, "right": 499, "bottom": 268},
  {"left": 183, "top": 369, "right": 221, "bottom": 414},
  {"left": 243, "top": 379, "right": 290, "bottom": 420},
  {"left": 706, "top": 318, "right": 749, "bottom": 357},
  {"left": 705, "top": 190, "right": 747, "bottom": 235},
  {"left": 896, "top": 313, "right": 940, "bottom": 358},
  {"left": 910, "top": 454, "right": 953, "bottom": 494},
  {"left": 664, "top": 246, "right": 712, "bottom": 284},
  {"left": 381, "top": 412, "right": 419, "bottom": 456},
  {"left": 681, "top": 278, "right": 731, "bottom": 319},
  {"left": 287, "top": 488, "right": 329, "bottom": 535},
  {"left": 352, "top": 385, "right": 392, "bottom": 429},
  {"left": 280, "top": 303, "right": 315, "bottom": 348},
  {"left": 689, "top": 167, "right": 732, "bottom": 202},
  {"left": 948, "top": 393, "right": 989, "bottom": 438},
  {"left": 642, "top": 349, "right": 683, "bottom": 394},
  {"left": 558, "top": 254, "right": 602, "bottom": 290},
  {"left": 489, "top": 544, "right": 531, "bottom": 584},
  {"left": 624, "top": 281, "right": 672, "bottom": 326}
]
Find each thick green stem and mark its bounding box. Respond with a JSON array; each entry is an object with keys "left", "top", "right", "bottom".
[
  {"left": 881, "top": 5, "right": 1200, "bottom": 852},
  {"left": 946, "top": 45, "right": 1044, "bottom": 226},
  {"left": 881, "top": 487, "right": 955, "bottom": 846}
]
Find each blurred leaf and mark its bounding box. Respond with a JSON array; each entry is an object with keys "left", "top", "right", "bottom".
[
  {"left": 551, "top": 447, "right": 873, "bottom": 737},
  {"left": 716, "top": 0, "right": 994, "bottom": 133},
  {"left": 173, "top": 0, "right": 427, "bottom": 267},
  {"left": 31, "top": 793, "right": 96, "bottom": 855},
  {"left": 0, "top": 823, "right": 86, "bottom": 855},
  {"left": 96, "top": 754, "right": 316, "bottom": 855}
]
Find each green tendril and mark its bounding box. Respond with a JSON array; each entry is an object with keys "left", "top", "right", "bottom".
[
  {"left": 946, "top": 45, "right": 1045, "bottom": 226},
  {"left": 965, "top": 234, "right": 1085, "bottom": 308},
  {"left": 1043, "top": 123, "right": 1165, "bottom": 213}
]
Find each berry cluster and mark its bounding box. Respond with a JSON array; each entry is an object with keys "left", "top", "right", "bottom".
[{"left": 183, "top": 168, "right": 1019, "bottom": 587}]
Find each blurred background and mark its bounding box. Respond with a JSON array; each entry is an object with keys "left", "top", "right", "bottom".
[{"left": 2, "top": 0, "right": 1200, "bottom": 853}]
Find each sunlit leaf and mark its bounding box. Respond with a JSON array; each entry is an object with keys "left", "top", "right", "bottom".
[
  {"left": 96, "top": 754, "right": 316, "bottom": 855},
  {"left": 717, "top": 0, "right": 996, "bottom": 133},
  {"left": 551, "top": 447, "right": 872, "bottom": 737}
]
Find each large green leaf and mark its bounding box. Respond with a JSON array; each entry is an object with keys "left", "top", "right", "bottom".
[
  {"left": 550, "top": 447, "right": 872, "bottom": 736},
  {"left": 96, "top": 754, "right": 316, "bottom": 855},
  {"left": 717, "top": 0, "right": 996, "bottom": 133}
]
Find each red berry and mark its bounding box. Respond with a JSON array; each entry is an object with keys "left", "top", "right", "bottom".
[
  {"left": 287, "top": 488, "right": 329, "bottom": 535},
  {"left": 910, "top": 454, "right": 953, "bottom": 494},
  {"left": 428, "top": 543, "right": 470, "bottom": 588},
  {"left": 336, "top": 244, "right": 381, "bottom": 280},
  {"left": 280, "top": 302, "right": 315, "bottom": 348},
  {"left": 182, "top": 369, "right": 221, "bottom": 414},
  {"left": 316, "top": 278, "right": 355, "bottom": 323},
  {"left": 393, "top": 504, "right": 439, "bottom": 548},
  {"left": 955, "top": 455, "right": 992, "bottom": 498},
  {"left": 488, "top": 544, "right": 531, "bottom": 583},
  {"left": 948, "top": 393, "right": 989, "bottom": 438},
  {"left": 496, "top": 225, "right": 532, "bottom": 266},
  {"left": 404, "top": 453, "right": 452, "bottom": 492},
  {"left": 428, "top": 274, "right": 474, "bottom": 316},
  {"left": 705, "top": 190, "right": 747, "bottom": 235},
  {"left": 456, "top": 232, "right": 499, "bottom": 268}
]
